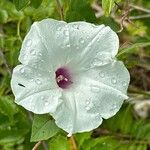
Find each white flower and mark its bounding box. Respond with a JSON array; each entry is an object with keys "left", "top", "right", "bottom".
[{"left": 11, "top": 19, "right": 130, "bottom": 136}]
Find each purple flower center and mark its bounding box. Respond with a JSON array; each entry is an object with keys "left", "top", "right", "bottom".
[{"left": 55, "top": 67, "right": 72, "bottom": 89}]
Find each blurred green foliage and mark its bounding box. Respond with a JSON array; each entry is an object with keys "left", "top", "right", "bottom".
[{"left": 0, "top": 0, "right": 150, "bottom": 149}]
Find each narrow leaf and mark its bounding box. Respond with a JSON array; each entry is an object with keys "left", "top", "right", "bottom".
[
  {"left": 102, "top": 0, "right": 114, "bottom": 16},
  {"left": 117, "top": 42, "right": 150, "bottom": 58}
]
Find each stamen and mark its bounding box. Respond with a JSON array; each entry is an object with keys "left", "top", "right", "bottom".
[{"left": 55, "top": 67, "right": 72, "bottom": 89}]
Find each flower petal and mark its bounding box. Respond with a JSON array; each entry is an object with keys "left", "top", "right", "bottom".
[
  {"left": 67, "top": 22, "right": 119, "bottom": 71},
  {"left": 51, "top": 90, "right": 103, "bottom": 135},
  {"left": 11, "top": 65, "right": 62, "bottom": 114},
  {"left": 19, "top": 23, "right": 53, "bottom": 71},
  {"left": 51, "top": 61, "right": 129, "bottom": 134},
  {"left": 22, "top": 19, "right": 119, "bottom": 72},
  {"left": 32, "top": 19, "right": 70, "bottom": 70},
  {"left": 74, "top": 61, "right": 130, "bottom": 119}
]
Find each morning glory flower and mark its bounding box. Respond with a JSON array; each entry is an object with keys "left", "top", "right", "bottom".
[{"left": 11, "top": 19, "right": 130, "bottom": 136}]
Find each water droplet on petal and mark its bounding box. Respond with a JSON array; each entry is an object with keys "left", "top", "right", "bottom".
[
  {"left": 91, "top": 85, "right": 100, "bottom": 93},
  {"left": 36, "top": 79, "right": 41, "bottom": 85},
  {"left": 45, "top": 101, "right": 49, "bottom": 106},
  {"left": 99, "top": 72, "right": 105, "bottom": 78},
  {"left": 118, "top": 95, "right": 122, "bottom": 99},
  {"left": 30, "top": 49, "right": 36, "bottom": 55},
  {"left": 66, "top": 44, "right": 70, "bottom": 48},
  {"left": 39, "top": 53, "right": 42, "bottom": 56},
  {"left": 31, "top": 104, "right": 35, "bottom": 110},
  {"left": 26, "top": 39, "right": 32, "bottom": 47},
  {"left": 41, "top": 96, "right": 44, "bottom": 100},
  {"left": 73, "top": 24, "right": 79, "bottom": 29},
  {"left": 110, "top": 104, "right": 117, "bottom": 111},
  {"left": 38, "top": 73, "right": 42, "bottom": 77},
  {"left": 30, "top": 78, "right": 34, "bottom": 82},
  {"left": 111, "top": 78, "right": 117, "bottom": 84},
  {"left": 80, "top": 38, "right": 84, "bottom": 44},
  {"left": 64, "top": 30, "right": 69, "bottom": 36},
  {"left": 96, "top": 113, "right": 100, "bottom": 119},
  {"left": 57, "top": 27, "right": 61, "bottom": 31},
  {"left": 86, "top": 106, "right": 90, "bottom": 110},
  {"left": 92, "top": 58, "right": 103, "bottom": 66},
  {"left": 122, "top": 81, "right": 127, "bottom": 87},
  {"left": 76, "top": 46, "right": 79, "bottom": 50},
  {"left": 86, "top": 101, "right": 90, "bottom": 105},
  {"left": 20, "top": 68, "right": 25, "bottom": 74},
  {"left": 67, "top": 132, "right": 72, "bottom": 137}
]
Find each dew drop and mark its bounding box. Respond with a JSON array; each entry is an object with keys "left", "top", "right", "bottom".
[
  {"left": 41, "top": 96, "right": 44, "bottom": 100},
  {"left": 39, "top": 53, "right": 42, "bottom": 56},
  {"left": 30, "top": 49, "right": 36, "bottom": 55},
  {"left": 26, "top": 39, "right": 32, "bottom": 47},
  {"left": 30, "top": 78, "right": 34, "bottom": 82},
  {"left": 92, "top": 58, "right": 103, "bottom": 66},
  {"left": 38, "top": 73, "right": 42, "bottom": 77},
  {"left": 57, "top": 27, "right": 61, "bottom": 31},
  {"left": 20, "top": 68, "right": 25, "bottom": 74},
  {"left": 73, "top": 24, "right": 79, "bottom": 29},
  {"left": 91, "top": 85, "right": 100, "bottom": 93},
  {"left": 86, "top": 101, "right": 90, "bottom": 105},
  {"left": 122, "top": 81, "right": 127, "bottom": 87},
  {"left": 66, "top": 44, "right": 70, "bottom": 48},
  {"left": 96, "top": 113, "right": 100, "bottom": 119},
  {"left": 85, "top": 106, "right": 90, "bottom": 110},
  {"left": 36, "top": 79, "right": 41, "bottom": 85},
  {"left": 76, "top": 46, "right": 79, "bottom": 50},
  {"left": 118, "top": 95, "right": 122, "bottom": 99},
  {"left": 111, "top": 78, "right": 117, "bottom": 84},
  {"left": 110, "top": 104, "right": 117, "bottom": 111},
  {"left": 31, "top": 104, "right": 35, "bottom": 110},
  {"left": 80, "top": 38, "right": 84, "bottom": 44},
  {"left": 64, "top": 30, "right": 69, "bottom": 36},
  {"left": 99, "top": 72, "right": 105, "bottom": 78},
  {"left": 45, "top": 101, "right": 49, "bottom": 106}
]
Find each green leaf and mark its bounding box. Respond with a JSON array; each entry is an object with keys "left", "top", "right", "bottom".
[
  {"left": 65, "top": 0, "right": 96, "bottom": 23},
  {"left": 0, "top": 9, "right": 8, "bottom": 23},
  {"left": 49, "top": 135, "right": 70, "bottom": 150},
  {"left": 0, "top": 96, "right": 18, "bottom": 122},
  {"left": 102, "top": 0, "right": 114, "bottom": 16},
  {"left": 117, "top": 42, "right": 150, "bottom": 58},
  {"left": 30, "top": 0, "right": 43, "bottom": 9},
  {"left": 75, "top": 132, "right": 91, "bottom": 148},
  {"left": 31, "top": 114, "right": 59, "bottom": 142},
  {"left": 13, "top": 0, "right": 29, "bottom": 11}
]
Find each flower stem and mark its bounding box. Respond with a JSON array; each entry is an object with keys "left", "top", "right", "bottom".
[
  {"left": 17, "top": 19, "right": 22, "bottom": 42},
  {"left": 55, "top": 0, "right": 64, "bottom": 20},
  {"left": 32, "top": 141, "right": 42, "bottom": 150},
  {"left": 69, "top": 135, "right": 77, "bottom": 150}
]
